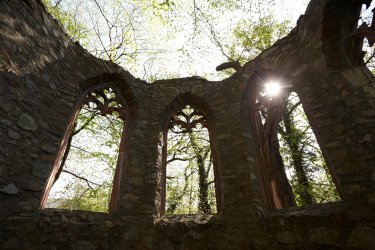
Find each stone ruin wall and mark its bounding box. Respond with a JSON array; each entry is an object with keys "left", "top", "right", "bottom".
[{"left": 0, "top": 0, "right": 375, "bottom": 249}]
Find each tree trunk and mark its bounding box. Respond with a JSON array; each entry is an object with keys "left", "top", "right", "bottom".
[
  {"left": 248, "top": 92, "right": 296, "bottom": 209},
  {"left": 282, "top": 110, "right": 314, "bottom": 205},
  {"left": 189, "top": 132, "right": 211, "bottom": 213}
]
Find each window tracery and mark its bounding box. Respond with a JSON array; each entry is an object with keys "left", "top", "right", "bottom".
[
  {"left": 40, "top": 83, "right": 127, "bottom": 213},
  {"left": 161, "top": 104, "right": 220, "bottom": 215}
]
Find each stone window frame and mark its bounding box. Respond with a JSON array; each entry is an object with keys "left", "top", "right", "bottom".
[
  {"left": 39, "top": 83, "right": 129, "bottom": 213},
  {"left": 244, "top": 72, "right": 344, "bottom": 210},
  {"left": 159, "top": 94, "right": 222, "bottom": 215}
]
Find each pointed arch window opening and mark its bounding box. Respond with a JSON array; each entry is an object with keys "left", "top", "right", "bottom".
[
  {"left": 249, "top": 84, "right": 342, "bottom": 209},
  {"left": 161, "top": 105, "right": 220, "bottom": 215},
  {"left": 40, "top": 83, "right": 127, "bottom": 213}
]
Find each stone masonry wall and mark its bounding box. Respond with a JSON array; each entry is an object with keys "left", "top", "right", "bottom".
[{"left": 0, "top": 0, "right": 375, "bottom": 249}]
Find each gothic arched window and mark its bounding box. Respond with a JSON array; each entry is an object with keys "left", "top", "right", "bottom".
[
  {"left": 160, "top": 104, "right": 221, "bottom": 214},
  {"left": 40, "top": 83, "right": 127, "bottom": 213},
  {"left": 247, "top": 77, "right": 342, "bottom": 209}
]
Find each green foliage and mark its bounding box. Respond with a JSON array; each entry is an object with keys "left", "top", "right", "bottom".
[
  {"left": 52, "top": 182, "right": 112, "bottom": 212},
  {"left": 227, "top": 14, "right": 340, "bottom": 206},
  {"left": 135, "top": 0, "right": 175, "bottom": 17},
  {"left": 42, "top": 0, "right": 88, "bottom": 42},
  {"left": 165, "top": 106, "right": 216, "bottom": 214},
  {"left": 279, "top": 93, "right": 341, "bottom": 206},
  {"left": 42, "top": 0, "right": 298, "bottom": 80},
  {"left": 229, "top": 15, "right": 290, "bottom": 64},
  {"left": 46, "top": 89, "right": 124, "bottom": 213}
]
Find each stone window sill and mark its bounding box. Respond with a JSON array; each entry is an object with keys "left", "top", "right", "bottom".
[
  {"left": 39, "top": 208, "right": 111, "bottom": 222},
  {"left": 155, "top": 213, "right": 218, "bottom": 226},
  {"left": 261, "top": 201, "right": 346, "bottom": 219}
]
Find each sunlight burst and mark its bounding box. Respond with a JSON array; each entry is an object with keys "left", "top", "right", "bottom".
[{"left": 265, "top": 81, "right": 282, "bottom": 96}]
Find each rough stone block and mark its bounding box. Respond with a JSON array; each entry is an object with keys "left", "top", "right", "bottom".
[
  {"left": 0, "top": 119, "right": 12, "bottom": 126},
  {"left": 276, "top": 230, "right": 302, "bottom": 244},
  {"left": 17, "top": 113, "right": 38, "bottom": 131},
  {"left": 0, "top": 183, "right": 19, "bottom": 195},
  {"left": 308, "top": 227, "right": 340, "bottom": 246},
  {"left": 32, "top": 161, "right": 52, "bottom": 179},
  {"left": 22, "top": 176, "right": 44, "bottom": 191},
  {"left": 0, "top": 98, "right": 12, "bottom": 112},
  {"left": 7, "top": 129, "right": 20, "bottom": 140},
  {"left": 42, "top": 144, "right": 58, "bottom": 154}
]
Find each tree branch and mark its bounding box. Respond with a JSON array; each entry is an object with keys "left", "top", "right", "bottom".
[{"left": 62, "top": 169, "right": 100, "bottom": 191}]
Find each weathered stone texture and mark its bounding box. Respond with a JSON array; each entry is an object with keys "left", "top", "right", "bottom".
[{"left": 1, "top": 0, "right": 375, "bottom": 249}]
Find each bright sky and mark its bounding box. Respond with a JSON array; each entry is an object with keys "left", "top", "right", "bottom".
[
  {"left": 273, "top": 0, "right": 310, "bottom": 24},
  {"left": 55, "top": 0, "right": 311, "bottom": 81},
  {"left": 140, "top": 0, "right": 311, "bottom": 81}
]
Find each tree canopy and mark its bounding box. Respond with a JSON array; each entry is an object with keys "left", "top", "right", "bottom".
[
  {"left": 43, "top": 0, "right": 344, "bottom": 212},
  {"left": 43, "top": 0, "right": 309, "bottom": 80}
]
